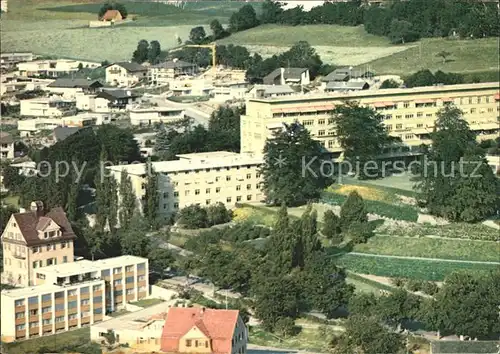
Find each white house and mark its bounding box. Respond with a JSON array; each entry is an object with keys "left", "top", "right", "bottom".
[
  {"left": 94, "top": 89, "right": 141, "bottom": 112},
  {"left": 149, "top": 59, "right": 198, "bottom": 86},
  {"left": 0, "top": 132, "right": 15, "bottom": 160},
  {"left": 247, "top": 84, "right": 296, "bottom": 99},
  {"left": 20, "top": 96, "right": 76, "bottom": 117},
  {"left": 17, "top": 118, "right": 61, "bottom": 137},
  {"left": 105, "top": 62, "right": 148, "bottom": 87},
  {"left": 130, "top": 106, "right": 185, "bottom": 126},
  {"left": 18, "top": 59, "right": 100, "bottom": 78},
  {"left": 212, "top": 81, "right": 249, "bottom": 102},
  {"left": 170, "top": 78, "right": 213, "bottom": 96},
  {"left": 46, "top": 78, "right": 103, "bottom": 98},
  {"left": 0, "top": 52, "right": 33, "bottom": 69},
  {"left": 263, "top": 68, "right": 310, "bottom": 86}
]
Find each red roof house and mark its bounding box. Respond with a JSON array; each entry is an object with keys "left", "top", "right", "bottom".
[
  {"left": 101, "top": 9, "right": 123, "bottom": 22},
  {"left": 160, "top": 308, "right": 247, "bottom": 354}
]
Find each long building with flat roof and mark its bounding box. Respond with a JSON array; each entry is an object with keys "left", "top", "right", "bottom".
[
  {"left": 241, "top": 82, "right": 500, "bottom": 155},
  {"left": 107, "top": 152, "right": 264, "bottom": 220}
]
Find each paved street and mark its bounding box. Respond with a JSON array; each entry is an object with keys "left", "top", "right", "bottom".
[{"left": 145, "top": 94, "right": 211, "bottom": 127}]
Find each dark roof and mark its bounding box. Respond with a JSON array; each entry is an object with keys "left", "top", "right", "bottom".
[
  {"left": 96, "top": 89, "right": 140, "bottom": 100},
  {"left": 47, "top": 78, "right": 103, "bottom": 89},
  {"left": 323, "top": 67, "right": 372, "bottom": 82},
  {"left": 263, "top": 67, "right": 308, "bottom": 85},
  {"left": 152, "top": 60, "right": 195, "bottom": 69},
  {"left": 12, "top": 206, "right": 76, "bottom": 247},
  {"left": 0, "top": 132, "right": 13, "bottom": 144},
  {"left": 53, "top": 126, "right": 82, "bottom": 142},
  {"left": 325, "top": 81, "right": 370, "bottom": 91},
  {"left": 112, "top": 62, "right": 147, "bottom": 73}
]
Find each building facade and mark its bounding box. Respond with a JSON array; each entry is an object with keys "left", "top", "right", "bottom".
[
  {"left": 0, "top": 132, "right": 15, "bottom": 159},
  {"left": 1, "top": 202, "right": 76, "bottom": 287},
  {"left": 129, "top": 106, "right": 185, "bottom": 126},
  {"left": 241, "top": 82, "right": 500, "bottom": 154},
  {"left": 105, "top": 62, "right": 148, "bottom": 87},
  {"left": 107, "top": 152, "right": 263, "bottom": 219},
  {"left": 17, "top": 60, "right": 100, "bottom": 78},
  {"left": 20, "top": 97, "right": 76, "bottom": 117},
  {"left": 149, "top": 59, "right": 198, "bottom": 86},
  {"left": 0, "top": 255, "right": 149, "bottom": 343}
]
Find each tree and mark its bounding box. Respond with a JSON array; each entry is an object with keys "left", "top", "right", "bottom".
[
  {"left": 420, "top": 270, "right": 500, "bottom": 338},
  {"left": 260, "top": 122, "right": 331, "bottom": 206},
  {"left": 229, "top": 4, "right": 259, "bottom": 32},
  {"left": 346, "top": 222, "right": 374, "bottom": 244},
  {"left": 376, "top": 289, "right": 421, "bottom": 330},
  {"left": 98, "top": 2, "right": 113, "bottom": 19},
  {"left": 176, "top": 204, "right": 208, "bottom": 229},
  {"left": 414, "top": 105, "right": 500, "bottom": 222},
  {"left": 65, "top": 181, "right": 79, "bottom": 222},
  {"left": 148, "top": 40, "right": 161, "bottom": 65},
  {"left": 148, "top": 247, "right": 175, "bottom": 277},
  {"left": 322, "top": 210, "right": 342, "bottom": 244},
  {"left": 206, "top": 202, "right": 232, "bottom": 226},
  {"left": 119, "top": 215, "right": 151, "bottom": 257},
  {"left": 119, "top": 170, "right": 137, "bottom": 229},
  {"left": 436, "top": 50, "right": 451, "bottom": 64},
  {"left": 331, "top": 315, "right": 404, "bottom": 354},
  {"left": 207, "top": 105, "right": 242, "bottom": 152},
  {"left": 1, "top": 164, "right": 24, "bottom": 192},
  {"left": 260, "top": 0, "right": 283, "bottom": 24},
  {"left": 77, "top": 62, "right": 84, "bottom": 71},
  {"left": 380, "top": 79, "right": 400, "bottom": 89},
  {"left": 210, "top": 19, "right": 226, "bottom": 40},
  {"left": 340, "top": 191, "right": 368, "bottom": 230},
  {"left": 132, "top": 40, "right": 149, "bottom": 64},
  {"left": 334, "top": 103, "right": 394, "bottom": 179},
  {"left": 189, "top": 26, "right": 206, "bottom": 44},
  {"left": 348, "top": 292, "right": 378, "bottom": 317},
  {"left": 143, "top": 159, "right": 159, "bottom": 229},
  {"left": 114, "top": 3, "right": 127, "bottom": 19},
  {"left": 298, "top": 204, "right": 321, "bottom": 265},
  {"left": 389, "top": 19, "right": 420, "bottom": 44}
]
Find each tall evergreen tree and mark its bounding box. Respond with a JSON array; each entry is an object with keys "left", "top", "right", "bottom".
[
  {"left": 143, "top": 159, "right": 159, "bottom": 229},
  {"left": 119, "top": 169, "right": 137, "bottom": 229},
  {"left": 66, "top": 181, "right": 79, "bottom": 222},
  {"left": 322, "top": 210, "right": 342, "bottom": 244},
  {"left": 340, "top": 191, "right": 368, "bottom": 230},
  {"left": 299, "top": 204, "right": 321, "bottom": 266}
]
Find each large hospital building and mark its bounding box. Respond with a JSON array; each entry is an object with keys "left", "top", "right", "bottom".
[{"left": 241, "top": 82, "right": 500, "bottom": 155}]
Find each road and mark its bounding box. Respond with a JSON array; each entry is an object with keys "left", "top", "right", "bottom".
[{"left": 145, "top": 94, "right": 211, "bottom": 127}]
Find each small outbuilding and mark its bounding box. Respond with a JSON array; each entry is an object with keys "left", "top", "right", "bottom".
[{"left": 101, "top": 9, "right": 123, "bottom": 22}]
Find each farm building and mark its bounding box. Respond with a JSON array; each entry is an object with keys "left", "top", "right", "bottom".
[{"left": 101, "top": 9, "right": 123, "bottom": 22}]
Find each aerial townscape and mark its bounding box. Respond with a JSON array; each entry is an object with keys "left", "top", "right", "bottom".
[{"left": 0, "top": 0, "right": 499, "bottom": 354}]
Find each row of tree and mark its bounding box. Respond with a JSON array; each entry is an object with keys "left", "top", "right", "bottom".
[
  {"left": 176, "top": 203, "right": 232, "bottom": 229},
  {"left": 131, "top": 40, "right": 162, "bottom": 64}
]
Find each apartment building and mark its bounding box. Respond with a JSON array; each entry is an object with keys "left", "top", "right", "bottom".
[
  {"left": 34, "top": 255, "right": 149, "bottom": 313},
  {"left": 170, "top": 78, "right": 213, "bottom": 96},
  {"left": 18, "top": 60, "right": 100, "bottom": 78},
  {"left": 241, "top": 82, "right": 500, "bottom": 154},
  {"left": 20, "top": 96, "right": 76, "bottom": 117},
  {"left": 105, "top": 62, "right": 148, "bottom": 87},
  {"left": 0, "top": 255, "right": 149, "bottom": 343},
  {"left": 107, "top": 152, "right": 264, "bottom": 219},
  {"left": 0, "top": 52, "right": 34, "bottom": 69},
  {"left": 1, "top": 201, "right": 76, "bottom": 287},
  {"left": 0, "top": 132, "right": 15, "bottom": 159},
  {"left": 149, "top": 59, "right": 198, "bottom": 86},
  {"left": 130, "top": 106, "right": 185, "bottom": 126}
]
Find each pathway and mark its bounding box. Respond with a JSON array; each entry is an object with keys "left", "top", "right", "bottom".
[{"left": 347, "top": 252, "right": 500, "bottom": 265}]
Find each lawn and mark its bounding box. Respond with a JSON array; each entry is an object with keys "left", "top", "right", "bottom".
[
  {"left": 334, "top": 253, "right": 499, "bottom": 281},
  {"left": 130, "top": 297, "right": 164, "bottom": 308},
  {"left": 2, "top": 195, "right": 20, "bottom": 208},
  {"left": 366, "top": 37, "right": 500, "bottom": 75},
  {"left": 3, "top": 327, "right": 90, "bottom": 354},
  {"left": 353, "top": 236, "right": 500, "bottom": 262}
]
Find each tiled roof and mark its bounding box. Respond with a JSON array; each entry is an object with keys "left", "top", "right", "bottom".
[
  {"left": 47, "top": 78, "right": 102, "bottom": 89},
  {"left": 113, "top": 62, "right": 147, "bottom": 73},
  {"left": 12, "top": 206, "right": 76, "bottom": 247},
  {"left": 53, "top": 126, "right": 82, "bottom": 142},
  {"left": 0, "top": 132, "right": 13, "bottom": 145},
  {"left": 263, "top": 67, "right": 308, "bottom": 84},
  {"left": 160, "top": 308, "right": 239, "bottom": 354},
  {"left": 102, "top": 9, "right": 122, "bottom": 21},
  {"left": 96, "top": 89, "right": 140, "bottom": 100}
]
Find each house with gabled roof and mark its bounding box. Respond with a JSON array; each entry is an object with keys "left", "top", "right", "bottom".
[
  {"left": 105, "top": 62, "right": 148, "bottom": 87},
  {"left": 0, "top": 201, "right": 76, "bottom": 287},
  {"left": 263, "top": 67, "right": 310, "bottom": 86},
  {"left": 160, "top": 307, "right": 247, "bottom": 354},
  {"left": 46, "top": 78, "right": 103, "bottom": 98}
]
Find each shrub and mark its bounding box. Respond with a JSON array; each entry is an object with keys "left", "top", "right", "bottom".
[
  {"left": 176, "top": 204, "right": 208, "bottom": 229},
  {"left": 421, "top": 281, "right": 439, "bottom": 295},
  {"left": 391, "top": 277, "right": 407, "bottom": 287},
  {"left": 406, "top": 279, "right": 424, "bottom": 292},
  {"left": 206, "top": 202, "right": 232, "bottom": 226},
  {"left": 347, "top": 222, "right": 374, "bottom": 244}
]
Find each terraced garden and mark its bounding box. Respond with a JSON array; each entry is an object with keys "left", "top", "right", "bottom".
[{"left": 333, "top": 253, "right": 499, "bottom": 281}]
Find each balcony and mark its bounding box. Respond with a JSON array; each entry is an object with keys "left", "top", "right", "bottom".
[{"left": 13, "top": 253, "right": 26, "bottom": 259}]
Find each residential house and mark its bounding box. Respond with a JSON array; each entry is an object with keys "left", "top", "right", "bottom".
[
  {"left": 130, "top": 106, "right": 185, "bottom": 126},
  {"left": 94, "top": 89, "right": 141, "bottom": 112},
  {"left": 0, "top": 132, "right": 15, "bottom": 159},
  {"left": 1, "top": 77, "right": 53, "bottom": 96},
  {"left": 105, "top": 62, "right": 148, "bottom": 87},
  {"left": 0, "top": 52, "right": 34, "bottom": 69},
  {"left": 263, "top": 67, "right": 310, "bottom": 86},
  {"left": 247, "top": 84, "right": 296, "bottom": 99},
  {"left": 0, "top": 201, "right": 76, "bottom": 287},
  {"left": 17, "top": 118, "right": 61, "bottom": 137},
  {"left": 107, "top": 152, "right": 264, "bottom": 220},
  {"left": 20, "top": 96, "right": 76, "bottom": 117},
  {"left": 160, "top": 307, "right": 247, "bottom": 354},
  {"left": 149, "top": 59, "right": 198, "bottom": 86},
  {"left": 324, "top": 80, "right": 370, "bottom": 92},
  {"left": 18, "top": 60, "right": 100, "bottom": 78},
  {"left": 170, "top": 78, "right": 213, "bottom": 96},
  {"left": 101, "top": 9, "right": 123, "bottom": 22},
  {"left": 321, "top": 67, "right": 373, "bottom": 89},
  {"left": 212, "top": 81, "right": 249, "bottom": 102},
  {"left": 46, "top": 78, "right": 103, "bottom": 98}
]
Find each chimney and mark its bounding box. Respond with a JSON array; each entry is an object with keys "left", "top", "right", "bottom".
[
  {"left": 200, "top": 307, "right": 205, "bottom": 314},
  {"left": 30, "top": 201, "right": 45, "bottom": 218}
]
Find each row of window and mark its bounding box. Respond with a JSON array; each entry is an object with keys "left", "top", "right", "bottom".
[
  {"left": 179, "top": 184, "right": 260, "bottom": 197},
  {"left": 33, "top": 256, "right": 68, "bottom": 269},
  {"left": 33, "top": 241, "right": 70, "bottom": 253},
  {"left": 157, "top": 166, "right": 258, "bottom": 177}
]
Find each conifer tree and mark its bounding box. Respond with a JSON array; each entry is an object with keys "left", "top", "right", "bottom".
[
  {"left": 119, "top": 169, "right": 137, "bottom": 229},
  {"left": 299, "top": 204, "right": 321, "bottom": 266},
  {"left": 143, "top": 159, "right": 159, "bottom": 229},
  {"left": 322, "top": 210, "right": 342, "bottom": 245},
  {"left": 340, "top": 191, "right": 368, "bottom": 230}
]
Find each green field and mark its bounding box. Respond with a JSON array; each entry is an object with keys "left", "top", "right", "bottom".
[
  {"left": 334, "top": 253, "right": 499, "bottom": 281},
  {"left": 353, "top": 236, "right": 500, "bottom": 262}
]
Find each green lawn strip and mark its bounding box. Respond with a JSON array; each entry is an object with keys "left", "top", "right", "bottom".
[
  {"left": 431, "top": 340, "right": 499, "bottom": 354},
  {"left": 333, "top": 253, "right": 499, "bottom": 281},
  {"left": 129, "top": 298, "right": 164, "bottom": 308},
  {"left": 3, "top": 327, "right": 90, "bottom": 354},
  {"left": 321, "top": 191, "right": 418, "bottom": 222},
  {"left": 346, "top": 271, "right": 395, "bottom": 294},
  {"left": 341, "top": 177, "right": 417, "bottom": 198},
  {"left": 248, "top": 325, "right": 330, "bottom": 353},
  {"left": 353, "top": 236, "right": 500, "bottom": 262}
]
